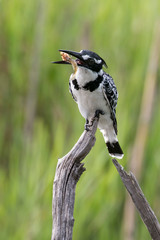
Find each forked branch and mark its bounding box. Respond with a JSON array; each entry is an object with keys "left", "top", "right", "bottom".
[{"left": 51, "top": 115, "right": 160, "bottom": 240}]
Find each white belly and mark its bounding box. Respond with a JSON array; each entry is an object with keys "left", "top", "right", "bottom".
[
  {"left": 74, "top": 87, "right": 116, "bottom": 142},
  {"left": 75, "top": 87, "right": 107, "bottom": 119}
]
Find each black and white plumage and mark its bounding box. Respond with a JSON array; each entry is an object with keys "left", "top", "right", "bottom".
[{"left": 54, "top": 49, "right": 123, "bottom": 159}]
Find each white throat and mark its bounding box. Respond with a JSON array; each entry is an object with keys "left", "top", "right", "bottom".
[{"left": 75, "top": 67, "right": 98, "bottom": 85}]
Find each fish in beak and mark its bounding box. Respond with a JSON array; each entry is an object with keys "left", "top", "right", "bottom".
[{"left": 52, "top": 50, "right": 82, "bottom": 73}]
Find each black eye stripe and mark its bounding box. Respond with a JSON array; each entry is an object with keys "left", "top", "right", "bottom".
[{"left": 87, "top": 58, "right": 95, "bottom": 64}]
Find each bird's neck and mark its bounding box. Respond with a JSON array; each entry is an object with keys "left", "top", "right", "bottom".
[{"left": 74, "top": 67, "right": 98, "bottom": 85}]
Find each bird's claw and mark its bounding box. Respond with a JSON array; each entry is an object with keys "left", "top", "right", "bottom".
[
  {"left": 94, "top": 109, "right": 104, "bottom": 119},
  {"left": 84, "top": 110, "right": 104, "bottom": 131},
  {"left": 85, "top": 123, "right": 92, "bottom": 131}
]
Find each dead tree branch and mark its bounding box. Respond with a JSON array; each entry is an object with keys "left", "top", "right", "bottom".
[
  {"left": 51, "top": 115, "right": 99, "bottom": 240},
  {"left": 123, "top": 19, "right": 160, "bottom": 240},
  {"left": 113, "top": 159, "right": 160, "bottom": 240}
]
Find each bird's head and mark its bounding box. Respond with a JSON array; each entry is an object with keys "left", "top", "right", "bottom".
[{"left": 53, "top": 49, "right": 107, "bottom": 73}]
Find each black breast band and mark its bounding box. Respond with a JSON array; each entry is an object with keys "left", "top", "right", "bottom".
[{"left": 82, "top": 75, "right": 103, "bottom": 92}]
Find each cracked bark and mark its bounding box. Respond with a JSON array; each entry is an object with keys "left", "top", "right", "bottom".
[
  {"left": 51, "top": 115, "right": 99, "bottom": 240},
  {"left": 113, "top": 159, "right": 160, "bottom": 240}
]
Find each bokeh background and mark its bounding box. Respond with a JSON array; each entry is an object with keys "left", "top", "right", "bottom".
[{"left": 0, "top": 0, "right": 160, "bottom": 239}]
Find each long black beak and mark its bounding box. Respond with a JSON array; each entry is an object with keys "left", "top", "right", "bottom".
[
  {"left": 52, "top": 50, "right": 83, "bottom": 65},
  {"left": 52, "top": 60, "right": 70, "bottom": 65},
  {"left": 59, "top": 50, "right": 83, "bottom": 60}
]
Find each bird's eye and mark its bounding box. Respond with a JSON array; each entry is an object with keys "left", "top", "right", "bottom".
[{"left": 88, "top": 58, "right": 95, "bottom": 65}]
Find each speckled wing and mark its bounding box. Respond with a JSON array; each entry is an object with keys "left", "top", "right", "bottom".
[{"left": 101, "top": 73, "right": 118, "bottom": 134}]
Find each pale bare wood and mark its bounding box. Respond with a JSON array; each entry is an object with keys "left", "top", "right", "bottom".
[
  {"left": 51, "top": 115, "right": 99, "bottom": 240},
  {"left": 113, "top": 159, "right": 160, "bottom": 240},
  {"left": 51, "top": 111, "right": 160, "bottom": 239},
  {"left": 123, "top": 19, "right": 160, "bottom": 240}
]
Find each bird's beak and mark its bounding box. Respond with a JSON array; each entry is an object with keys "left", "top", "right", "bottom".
[
  {"left": 52, "top": 50, "right": 83, "bottom": 64},
  {"left": 52, "top": 50, "right": 83, "bottom": 65},
  {"left": 52, "top": 60, "right": 70, "bottom": 65},
  {"left": 59, "top": 50, "right": 83, "bottom": 61},
  {"left": 52, "top": 50, "right": 71, "bottom": 65},
  {"left": 52, "top": 50, "right": 84, "bottom": 66}
]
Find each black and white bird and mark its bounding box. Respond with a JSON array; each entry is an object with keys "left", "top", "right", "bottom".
[{"left": 53, "top": 49, "right": 124, "bottom": 159}]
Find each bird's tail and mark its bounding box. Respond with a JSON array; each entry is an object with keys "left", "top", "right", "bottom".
[
  {"left": 106, "top": 141, "right": 124, "bottom": 159},
  {"left": 100, "top": 128, "right": 124, "bottom": 159}
]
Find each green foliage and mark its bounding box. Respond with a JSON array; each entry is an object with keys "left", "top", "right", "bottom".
[{"left": 0, "top": 0, "right": 160, "bottom": 239}]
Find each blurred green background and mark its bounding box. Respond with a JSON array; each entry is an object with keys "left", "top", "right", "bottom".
[{"left": 0, "top": 0, "right": 160, "bottom": 239}]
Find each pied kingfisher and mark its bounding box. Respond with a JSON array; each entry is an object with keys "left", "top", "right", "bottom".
[{"left": 53, "top": 49, "right": 124, "bottom": 159}]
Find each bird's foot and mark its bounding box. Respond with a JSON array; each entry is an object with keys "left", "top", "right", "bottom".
[
  {"left": 85, "top": 110, "right": 104, "bottom": 131},
  {"left": 94, "top": 109, "right": 105, "bottom": 119},
  {"left": 85, "top": 123, "right": 92, "bottom": 131},
  {"left": 85, "top": 119, "right": 91, "bottom": 131}
]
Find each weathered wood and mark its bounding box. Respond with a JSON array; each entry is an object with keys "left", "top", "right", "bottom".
[
  {"left": 113, "top": 159, "right": 160, "bottom": 240},
  {"left": 51, "top": 112, "right": 160, "bottom": 240},
  {"left": 123, "top": 19, "right": 160, "bottom": 240},
  {"left": 51, "top": 115, "right": 99, "bottom": 240}
]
